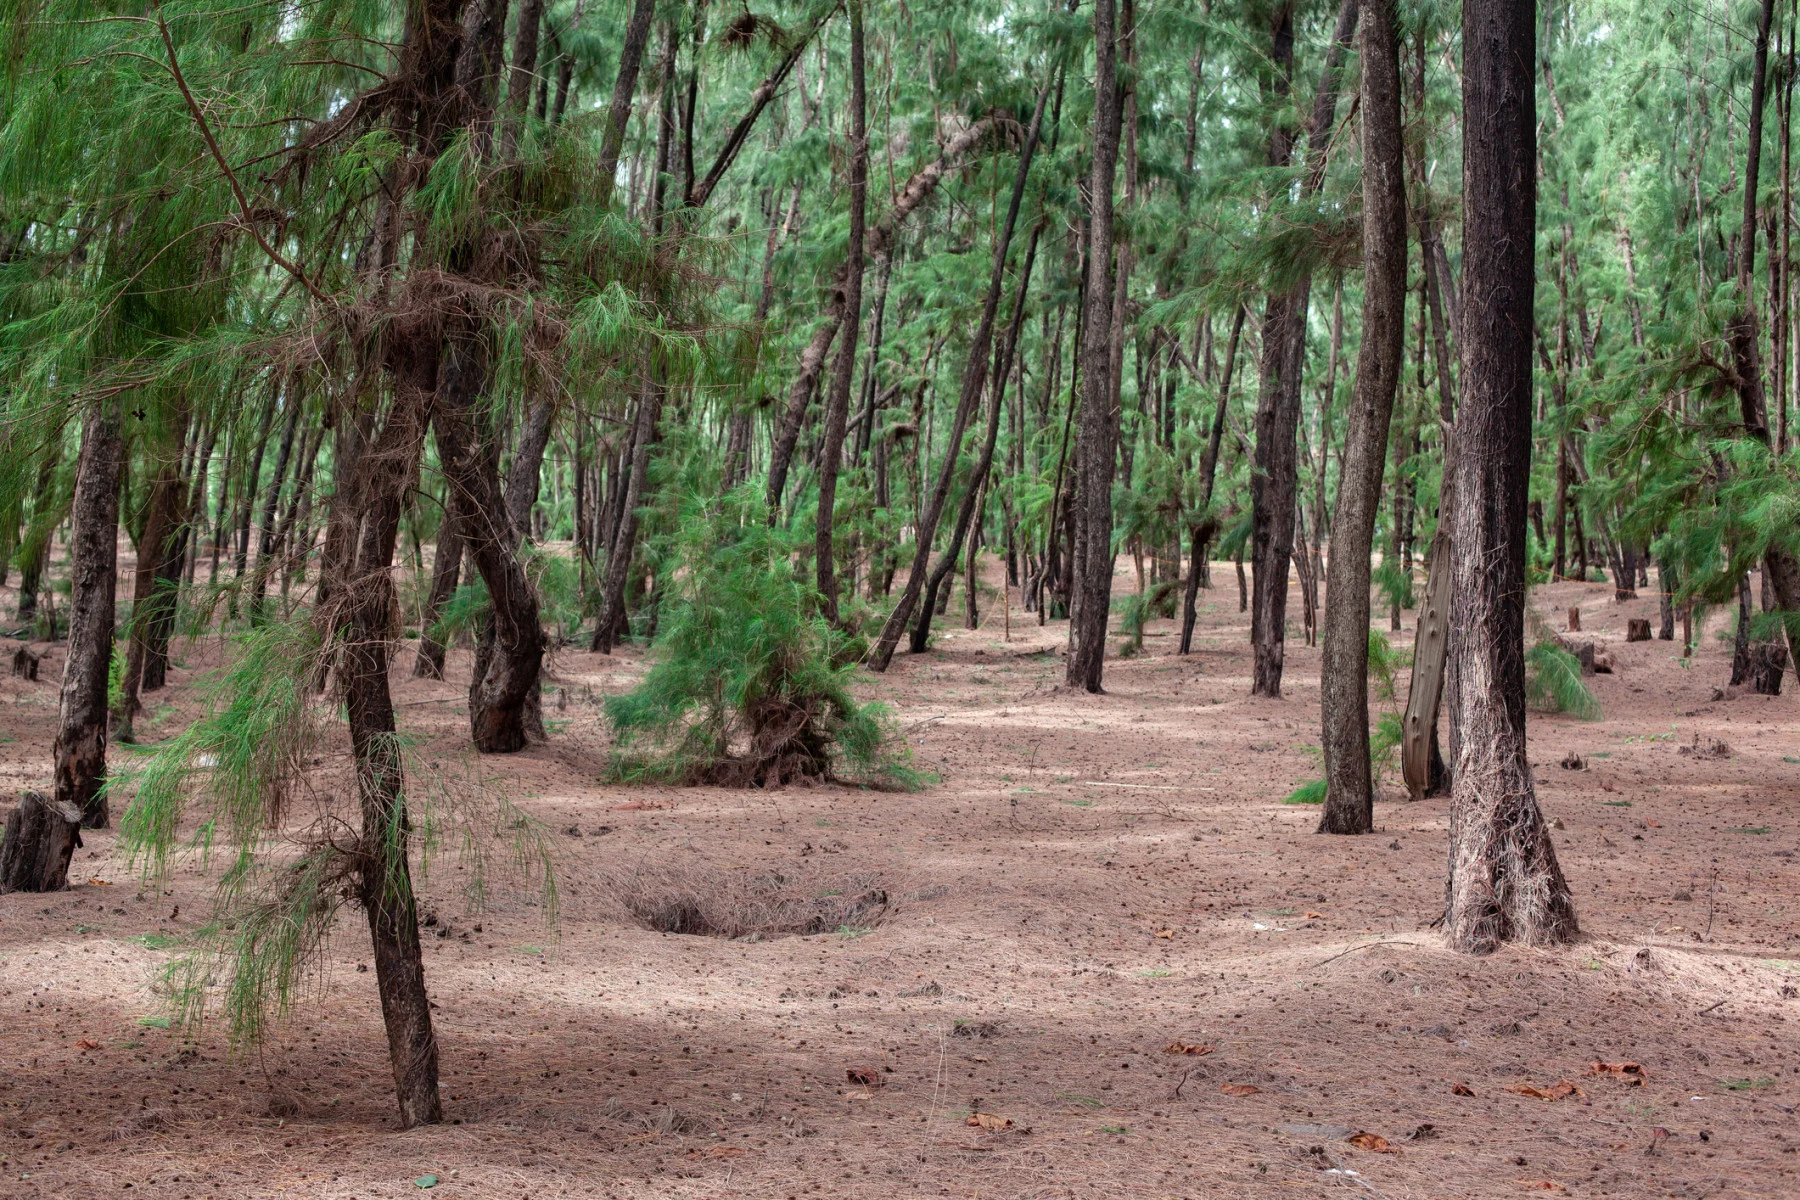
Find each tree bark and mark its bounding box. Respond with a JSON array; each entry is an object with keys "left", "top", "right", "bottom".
[
  {"left": 431, "top": 336, "right": 546, "bottom": 753},
  {"left": 595, "top": 0, "right": 657, "bottom": 207},
  {"left": 1064, "top": 0, "right": 1124, "bottom": 693},
  {"left": 1444, "top": 0, "right": 1578, "bottom": 953},
  {"left": 814, "top": 0, "right": 868, "bottom": 624},
  {"left": 1249, "top": 0, "right": 1360, "bottom": 697},
  {"left": 1319, "top": 0, "right": 1406, "bottom": 836},
  {"left": 413, "top": 481, "right": 464, "bottom": 680},
  {"left": 1181, "top": 306, "right": 1247, "bottom": 654},
  {"left": 0, "top": 792, "right": 82, "bottom": 894},
  {"left": 55, "top": 401, "right": 125, "bottom": 829},
  {"left": 594, "top": 378, "right": 661, "bottom": 653}
]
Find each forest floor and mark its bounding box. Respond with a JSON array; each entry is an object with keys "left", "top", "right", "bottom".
[{"left": 1, "top": 559, "right": 1798, "bottom": 1199}]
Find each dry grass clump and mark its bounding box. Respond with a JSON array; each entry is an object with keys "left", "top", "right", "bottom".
[{"left": 603, "top": 862, "right": 891, "bottom": 939}]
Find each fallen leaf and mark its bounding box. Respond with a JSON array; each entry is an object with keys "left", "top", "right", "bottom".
[
  {"left": 1452, "top": 1082, "right": 1477, "bottom": 1097},
  {"left": 1218, "top": 1083, "right": 1260, "bottom": 1097},
  {"left": 966, "top": 1112, "right": 1013, "bottom": 1131},
  {"left": 1506, "top": 1080, "right": 1583, "bottom": 1101},
  {"left": 1163, "top": 1042, "right": 1216, "bottom": 1056},
  {"left": 1155, "top": 929, "right": 1174, "bottom": 939},
  {"left": 846, "top": 1067, "right": 885, "bottom": 1088},
  {"left": 87, "top": 878, "right": 112, "bottom": 886},
  {"left": 74, "top": 1038, "right": 100, "bottom": 1051},
  {"left": 1347, "top": 1132, "right": 1399, "bottom": 1154},
  {"left": 1587, "top": 1061, "right": 1647, "bottom": 1078},
  {"left": 1304, "top": 911, "right": 1325, "bottom": 919},
  {"left": 1515, "top": 1182, "right": 1567, "bottom": 1192},
  {"left": 414, "top": 1176, "right": 438, "bottom": 1190}
]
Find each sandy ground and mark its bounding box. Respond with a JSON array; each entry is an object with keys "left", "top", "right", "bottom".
[{"left": 1, "top": 557, "right": 1798, "bottom": 1200}]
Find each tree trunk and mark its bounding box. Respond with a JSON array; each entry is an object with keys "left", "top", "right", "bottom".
[
  {"left": 431, "top": 336, "right": 546, "bottom": 754},
  {"left": 413, "top": 485, "right": 464, "bottom": 680},
  {"left": 0, "top": 792, "right": 82, "bottom": 894},
  {"left": 869, "top": 102, "right": 1047, "bottom": 670},
  {"left": 55, "top": 401, "right": 125, "bottom": 830},
  {"left": 1444, "top": 0, "right": 1578, "bottom": 953},
  {"left": 1319, "top": 0, "right": 1406, "bottom": 836},
  {"left": 594, "top": 379, "right": 661, "bottom": 653},
  {"left": 1065, "top": 0, "right": 1124, "bottom": 694},
  {"left": 813, "top": 0, "right": 868, "bottom": 624},
  {"left": 1181, "top": 306, "right": 1247, "bottom": 655},
  {"left": 1249, "top": 0, "right": 1360, "bottom": 697},
  {"left": 117, "top": 448, "right": 187, "bottom": 739},
  {"left": 595, "top": 0, "right": 657, "bottom": 207}
]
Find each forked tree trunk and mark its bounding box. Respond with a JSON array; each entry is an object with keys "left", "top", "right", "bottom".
[
  {"left": 1064, "top": 0, "right": 1123, "bottom": 693},
  {"left": 432, "top": 336, "right": 545, "bottom": 754},
  {"left": 55, "top": 401, "right": 125, "bottom": 829},
  {"left": 1319, "top": 0, "right": 1406, "bottom": 836},
  {"left": 1444, "top": 0, "right": 1578, "bottom": 953}
]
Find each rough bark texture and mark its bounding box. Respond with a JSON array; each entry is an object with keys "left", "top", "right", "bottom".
[
  {"left": 1444, "top": 0, "right": 1578, "bottom": 954},
  {"left": 432, "top": 337, "right": 546, "bottom": 754},
  {"left": 0, "top": 792, "right": 82, "bottom": 894},
  {"left": 813, "top": 0, "right": 867, "bottom": 624},
  {"left": 594, "top": 379, "right": 661, "bottom": 653},
  {"left": 413, "top": 491, "right": 463, "bottom": 680},
  {"left": 1064, "top": 0, "right": 1122, "bottom": 694},
  {"left": 595, "top": 0, "right": 657, "bottom": 206},
  {"left": 1319, "top": 0, "right": 1406, "bottom": 836},
  {"left": 1248, "top": 0, "right": 1360, "bottom": 697},
  {"left": 56, "top": 402, "right": 125, "bottom": 829}
]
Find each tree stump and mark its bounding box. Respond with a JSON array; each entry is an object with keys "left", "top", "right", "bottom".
[
  {"left": 1626, "top": 618, "right": 1652, "bottom": 642},
  {"left": 1554, "top": 634, "right": 1597, "bottom": 675},
  {"left": 0, "top": 791, "right": 83, "bottom": 893},
  {"left": 1745, "top": 643, "right": 1784, "bottom": 695},
  {"left": 10, "top": 644, "right": 39, "bottom": 681},
  {"left": 1567, "top": 606, "right": 1581, "bottom": 632}
]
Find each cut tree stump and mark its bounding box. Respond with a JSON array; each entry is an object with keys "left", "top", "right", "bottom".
[
  {"left": 1555, "top": 635, "right": 1597, "bottom": 675},
  {"left": 1626, "top": 618, "right": 1652, "bottom": 642},
  {"left": 10, "top": 644, "right": 39, "bottom": 680},
  {"left": 1567, "top": 606, "right": 1581, "bottom": 632},
  {"left": 0, "top": 791, "right": 83, "bottom": 893}
]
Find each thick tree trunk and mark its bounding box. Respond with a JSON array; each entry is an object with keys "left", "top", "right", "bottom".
[
  {"left": 55, "top": 401, "right": 125, "bottom": 830},
  {"left": 1444, "top": 0, "right": 1578, "bottom": 953},
  {"left": 0, "top": 792, "right": 82, "bottom": 894},
  {"left": 814, "top": 0, "right": 868, "bottom": 624},
  {"left": 1064, "top": 0, "right": 1123, "bottom": 694},
  {"left": 1319, "top": 0, "right": 1406, "bottom": 836}
]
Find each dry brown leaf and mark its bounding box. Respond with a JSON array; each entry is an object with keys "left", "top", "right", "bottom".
[
  {"left": 1304, "top": 911, "right": 1325, "bottom": 919},
  {"left": 966, "top": 1112, "right": 1013, "bottom": 1131},
  {"left": 1515, "top": 1182, "right": 1567, "bottom": 1192},
  {"left": 87, "top": 878, "right": 112, "bottom": 886},
  {"left": 1452, "top": 1082, "right": 1477, "bottom": 1097},
  {"left": 1155, "top": 928, "right": 1174, "bottom": 939},
  {"left": 1347, "top": 1132, "right": 1399, "bottom": 1154},
  {"left": 1505, "top": 1080, "right": 1583, "bottom": 1101},
  {"left": 845, "top": 1067, "right": 884, "bottom": 1088},
  {"left": 1218, "top": 1083, "right": 1260, "bottom": 1097},
  {"left": 1587, "top": 1061, "right": 1646, "bottom": 1079},
  {"left": 1163, "top": 1042, "right": 1216, "bottom": 1056},
  {"left": 74, "top": 1038, "right": 99, "bottom": 1051}
]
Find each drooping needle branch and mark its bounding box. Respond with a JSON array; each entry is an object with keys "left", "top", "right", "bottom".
[{"left": 156, "top": 10, "right": 332, "bottom": 307}]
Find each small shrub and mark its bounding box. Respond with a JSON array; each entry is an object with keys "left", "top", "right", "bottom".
[
  {"left": 1526, "top": 640, "right": 1601, "bottom": 719},
  {"left": 605, "top": 488, "right": 916, "bottom": 788}
]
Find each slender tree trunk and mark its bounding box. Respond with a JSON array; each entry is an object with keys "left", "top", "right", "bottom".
[
  {"left": 1445, "top": 0, "right": 1578, "bottom": 953},
  {"left": 814, "top": 0, "right": 868, "bottom": 623},
  {"left": 1181, "top": 306, "right": 1247, "bottom": 654},
  {"left": 249, "top": 401, "right": 303, "bottom": 625},
  {"left": 1065, "top": 0, "right": 1123, "bottom": 693},
  {"left": 594, "top": 0, "right": 656, "bottom": 207},
  {"left": 594, "top": 379, "right": 661, "bottom": 653},
  {"left": 413, "top": 486, "right": 463, "bottom": 680},
  {"left": 55, "top": 401, "right": 125, "bottom": 830},
  {"left": 1319, "top": 0, "right": 1406, "bottom": 836},
  {"left": 1249, "top": 0, "right": 1360, "bottom": 697}
]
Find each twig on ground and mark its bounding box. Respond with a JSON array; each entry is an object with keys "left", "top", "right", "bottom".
[
  {"left": 1310, "top": 940, "right": 1420, "bottom": 969},
  {"left": 905, "top": 714, "right": 948, "bottom": 733},
  {"left": 1697, "top": 998, "right": 1728, "bottom": 1015}
]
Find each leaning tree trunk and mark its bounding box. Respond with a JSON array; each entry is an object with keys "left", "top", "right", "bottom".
[
  {"left": 1064, "top": 0, "right": 1123, "bottom": 694},
  {"left": 432, "top": 336, "right": 545, "bottom": 754},
  {"left": 1444, "top": 0, "right": 1578, "bottom": 953},
  {"left": 55, "top": 400, "right": 125, "bottom": 830},
  {"left": 1319, "top": 0, "right": 1406, "bottom": 836},
  {"left": 413, "top": 488, "right": 463, "bottom": 680}
]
